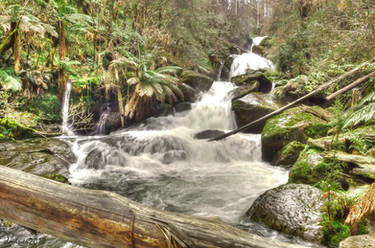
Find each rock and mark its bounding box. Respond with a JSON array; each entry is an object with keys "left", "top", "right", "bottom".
[
  {"left": 273, "top": 75, "right": 326, "bottom": 104},
  {"left": 339, "top": 235, "right": 375, "bottom": 248},
  {"left": 104, "top": 112, "right": 122, "bottom": 134},
  {"left": 261, "top": 105, "right": 330, "bottom": 163},
  {"left": 230, "top": 81, "right": 259, "bottom": 100},
  {"left": 276, "top": 141, "right": 306, "bottom": 168},
  {"left": 324, "top": 151, "right": 375, "bottom": 182},
  {"left": 181, "top": 70, "right": 214, "bottom": 92},
  {"left": 289, "top": 148, "right": 353, "bottom": 188},
  {"left": 232, "top": 93, "right": 280, "bottom": 133},
  {"left": 246, "top": 184, "right": 324, "bottom": 243},
  {"left": 194, "top": 130, "right": 225, "bottom": 140},
  {"left": 231, "top": 69, "right": 272, "bottom": 93},
  {"left": 0, "top": 138, "right": 75, "bottom": 179},
  {"left": 174, "top": 102, "right": 192, "bottom": 112}
]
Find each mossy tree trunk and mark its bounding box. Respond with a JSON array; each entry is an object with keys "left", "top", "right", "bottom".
[
  {"left": 57, "top": 20, "right": 67, "bottom": 101},
  {"left": 117, "top": 87, "right": 125, "bottom": 127},
  {"left": 13, "top": 22, "right": 21, "bottom": 74}
]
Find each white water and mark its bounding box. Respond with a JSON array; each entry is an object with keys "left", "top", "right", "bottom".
[
  {"left": 67, "top": 79, "right": 288, "bottom": 224},
  {"left": 61, "top": 81, "right": 73, "bottom": 135}
]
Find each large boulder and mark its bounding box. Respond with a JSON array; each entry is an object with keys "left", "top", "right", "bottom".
[
  {"left": 181, "top": 70, "right": 214, "bottom": 92},
  {"left": 261, "top": 105, "right": 331, "bottom": 163},
  {"left": 246, "top": 183, "right": 324, "bottom": 243},
  {"left": 339, "top": 235, "right": 375, "bottom": 248},
  {"left": 232, "top": 93, "right": 280, "bottom": 133},
  {"left": 231, "top": 69, "right": 273, "bottom": 93},
  {"left": 0, "top": 138, "right": 75, "bottom": 181}
]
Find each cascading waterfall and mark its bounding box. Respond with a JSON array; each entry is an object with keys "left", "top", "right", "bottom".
[
  {"left": 67, "top": 41, "right": 287, "bottom": 225},
  {"left": 61, "top": 81, "right": 73, "bottom": 135}
]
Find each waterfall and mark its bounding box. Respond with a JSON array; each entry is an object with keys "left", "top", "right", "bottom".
[
  {"left": 216, "top": 61, "right": 225, "bottom": 81},
  {"left": 230, "top": 36, "right": 273, "bottom": 80},
  {"left": 61, "top": 81, "right": 73, "bottom": 135},
  {"left": 66, "top": 50, "right": 287, "bottom": 224}
]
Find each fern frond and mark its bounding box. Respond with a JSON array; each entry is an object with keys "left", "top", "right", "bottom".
[
  {"left": 345, "top": 183, "right": 375, "bottom": 226},
  {"left": 343, "top": 103, "right": 375, "bottom": 128}
]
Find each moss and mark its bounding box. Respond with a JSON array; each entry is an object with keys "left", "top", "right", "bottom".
[
  {"left": 43, "top": 173, "right": 69, "bottom": 184},
  {"left": 277, "top": 141, "right": 306, "bottom": 166},
  {"left": 289, "top": 148, "right": 349, "bottom": 187},
  {"left": 321, "top": 215, "right": 351, "bottom": 248},
  {"left": 262, "top": 106, "right": 330, "bottom": 162}
]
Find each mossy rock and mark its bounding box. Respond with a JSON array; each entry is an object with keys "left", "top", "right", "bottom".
[
  {"left": 0, "top": 138, "right": 75, "bottom": 181},
  {"left": 232, "top": 92, "right": 280, "bottom": 133},
  {"left": 273, "top": 75, "right": 326, "bottom": 103},
  {"left": 0, "top": 118, "right": 40, "bottom": 140},
  {"left": 231, "top": 69, "right": 272, "bottom": 93},
  {"left": 289, "top": 148, "right": 353, "bottom": 188},
  {"left": 261, "top": 105, "right": 331, "bottom": 163},
  {"left": 181, "top": 70, "right": 214, "bottom": 92},
  {"left": 276, "top": 141, "right": 306, "bottom": 168}
]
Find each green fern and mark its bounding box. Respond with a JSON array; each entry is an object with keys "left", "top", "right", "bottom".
[{"left": 343, "top": 92, "right": 375, "bottom": 129}]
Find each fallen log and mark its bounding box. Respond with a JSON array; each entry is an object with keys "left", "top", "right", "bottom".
[
  {"left": 326, "top": 71, "right": 375, "bottom": 101},
  {"left": 210, "top": 61, "right": 370, "bottom": 142},
  {"left": 0, "top": 165, "right": 304, "bottom": 248}
]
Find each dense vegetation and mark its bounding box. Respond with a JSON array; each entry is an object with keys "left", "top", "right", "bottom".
[{"left": 0, "top": 0, "right": 374, "bottom": 247}]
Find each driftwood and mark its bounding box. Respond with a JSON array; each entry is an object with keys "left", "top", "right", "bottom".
[
  {"left": 210, "top": 61, "right": 370, "bottom": 142},
  {"left": 326, "top": 71, "right": 375, "bottom": 101},
  {"left": 0, "top": 165, "right": 304, "bottom": 248}
]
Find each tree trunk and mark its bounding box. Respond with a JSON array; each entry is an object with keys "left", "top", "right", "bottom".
[
  {"left": 13, "top": 23, "right": 21, "bottom": 74},
  {"left": 0, "top": 165, "right": 304, "bottom": 248},
  {"left": 58, "top": 20, "right": 67, "bottom": 101},
  {"left": 325, "top": 71, "right": 375, "bottom": 101},
  {"left": 117, "top": 87, "right": 125, "bottom": 127},
  {"left": 0, "top": 24, "right": 18, "bottom": 56}
]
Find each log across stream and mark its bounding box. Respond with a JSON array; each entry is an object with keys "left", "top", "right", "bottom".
[{"left": 0, "top": 165, "right": 304, "bottom": 248}]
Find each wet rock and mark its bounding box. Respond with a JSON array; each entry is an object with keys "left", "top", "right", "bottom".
[
  {"left": 104, "top": 112, "right": 122, "bottom": 134},
  {"left": 230, "top": 81, "right": 259, "bottom": 100},
  {"left": 231, "top": 69, "right": 272, "bottom": 93},
  {"left": 85, "top": 148, "right": 109, "bottom": 170},
  {"left": 181, "top": 70, "right": 214, "bottom": 92},
  {"left": 174, "top": 102, "right": 192, "bottom": 112},
  {"left": 261, "top": 105, "right": 330, "bottom": 163},
  {"left": 194, "top": 130, "right": 225, "bottom": 140},
  {"left": 339, "top": 235, "right": 375, "bottom": 248},
  {"left": 0, "top": 138, "right": 75, "bottom": 179},
  {"left": 246, "top": 183, "right": 324, "bottom": 243},
  {"left": 276, "top": 141, "right": 306, "bottom": 168},
  {"left": 232, "top": 93, "right": 280, "bottom": 133}
]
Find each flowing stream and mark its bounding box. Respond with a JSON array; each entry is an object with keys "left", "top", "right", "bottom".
[
  {"left": 68, "top": 81, "right": 288, "bottom": 224},
  {"left": 0, "top": 43, "right": 320, "bottom": 247}
]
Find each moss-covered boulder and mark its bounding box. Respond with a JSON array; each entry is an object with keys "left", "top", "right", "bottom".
[
  {"left": 261, "top": 105, "right": 331, "bottom": 163},
  {"left": 276, "top": 141, "right": 306, "bottom": 168},
  {"left": 232, "top": 93, "right": 280, "bottom": 133},
  {"left": 181, "top": 70, "right": 214, "bottom": 92},
  {"left": 231, "top": 69, "right": 272, "bottom": 93},
  {"left": 246, "top": 183, "right": 324, "bottom": 242},
  {"left": 289, "top": 148, "right": 356, "bottom": 189},
  {"left": 0, "top": 138, "right": 75, "bottom": 180}
]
